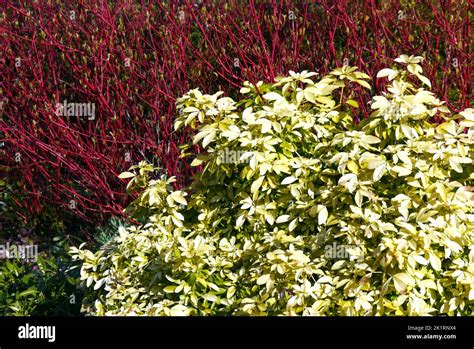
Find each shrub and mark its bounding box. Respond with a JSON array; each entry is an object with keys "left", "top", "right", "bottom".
[
  {"left": 2, "top": 0, "right": 471, "bottom": 224},
  {"left": 75, "top": 55, "right": 474, "bottom": 315},
  {"left": 92, "top": 216, "right": 129, "bottom": 247},
  {"left": 0, "top": 246, "right": 82, "bottom": 316}
]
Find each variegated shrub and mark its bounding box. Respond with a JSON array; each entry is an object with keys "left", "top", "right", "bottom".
[{"left": 73, "top": 55, "right": 474, "bottom": 316}]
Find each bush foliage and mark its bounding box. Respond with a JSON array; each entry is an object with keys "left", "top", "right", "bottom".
[
  {"left": 0, "top": 254, "right": 81, "bottom": 316},
  {"left": 74, "top": 56, "right": 473, "bottom": 316}
]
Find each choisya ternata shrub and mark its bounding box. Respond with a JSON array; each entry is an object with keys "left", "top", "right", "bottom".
[{"left": 73, "top": 55, "right": 474, "bottom": 316}]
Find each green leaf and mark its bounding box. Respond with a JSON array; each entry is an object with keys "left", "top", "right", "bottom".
[
  {"left": 276, "top": 215, "right": 290, "bottom": 224},
  {"left": 373, "top": 163, "right": 386, "bottom": 181},
  {"left": 203, "top": 293, "right": 218, "bottom": 302},
  {"left": 118, "top": 172, "right": 135, "bottom": 179},
  {"left": 331, "top": 260, "right": 346, "bottom": 270},
  {"left": 191, "top": 158, "right": 203, "bottom": 166},
  {"left": 202, "top": 132, "right": 216, "bottom": 148},
  {"left": 251, "top": 176, "right": 265, "bottom": 194},
  {"left": 363, "top": 135, "right": 380, "bottom": 144},
  {"left": 376, "top": 68, "right": 398, "bottom": 80},
  {"left": 265, "top": 211, "right": 275, "bottom": 225},
  {"left": 164, "top": 286, "right": 177, "bottom": 293},
  {"left": 227, "top": 287, "right": 236, "bottom": 299},
  {"left": 429, "top": 253, "right": 442, "bottom": 271},
  {"left": 356, "top": 79, "right": 371, "bottom": 89},
  {"left": 257, "top": 274, "right": 270, "bottom": 285},
  {"left": 281, "top": 176, "right": 297, "bottom": 185},
  {"left": 346, "top": 99, "right": 359, "bottom": 108},
  {"left": 347, "top": 160, "right": 359, "bottom": 174},
  {"left": 17, "top": 288, "right": 38, "bottom": 299},
  {"left": 263, "top": 92, "right": 283, "bottom": 101},
  {"left": 393, "top": 273, "right": 415, "bottom": 293},
  {"left": 170, "top": 191, "right": 187, "bottom": 206},
  {"left": 318, "top": 206, "right": 328, "bottom": 225},
  {"left": 416, "top": 74, "right": 431, "bottom": 87},
  {"left": 289, "top": 218, "right": 298, "bottom": 232}
]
